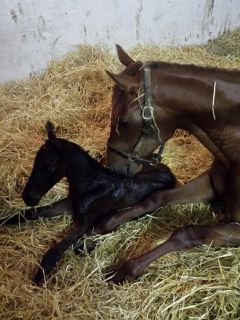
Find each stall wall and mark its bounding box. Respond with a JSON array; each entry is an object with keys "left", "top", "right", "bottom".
[{"left": 0, "top": 0, "right": 239, "bottom": 83}]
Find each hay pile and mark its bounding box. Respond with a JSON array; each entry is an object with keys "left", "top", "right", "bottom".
[{"left": 1, "top": 30, "right": 240, "bottom": 319}]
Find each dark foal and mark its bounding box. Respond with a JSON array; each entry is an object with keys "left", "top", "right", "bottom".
[
  {"left": 89, "top": 45, "right": 240, "bottom": 283},
  {"left": 4, "top": 122, "right": 175, "bottom": 284}
]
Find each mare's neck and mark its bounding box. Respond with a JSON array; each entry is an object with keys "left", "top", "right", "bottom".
[
  {"left": 152, "top": 73, "right": 240, "bottom": 168},
  {"left": 154, "top": 73, "right": 233, "bottom": 117},
  {"left": 147, "top": 62, "right": 240, "bottom": 84}
]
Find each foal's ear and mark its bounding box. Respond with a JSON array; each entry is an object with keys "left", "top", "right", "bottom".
[
  {"left": 106, "top": 70, "right": 139, "bottom": 92},
  {"left": 116, "top": 44, "right": 134, "bottom": 66},
  {"left": 45, "top": 121, "right": 57, "bottom": 140}
]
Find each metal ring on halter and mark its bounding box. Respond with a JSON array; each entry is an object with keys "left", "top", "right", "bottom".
[
  {"left": 108, "top": 142, "right": 163, "bottom": 165},
  {"left": 128, "top": 154, "right": 137, "bottom": 162},
  {"left": 142, "top": 105, "right": 153, "bottom": 120}
]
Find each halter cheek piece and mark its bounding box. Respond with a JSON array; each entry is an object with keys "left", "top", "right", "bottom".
[{"left": 108, "top": 67, "right": 165, "bottom": 166}]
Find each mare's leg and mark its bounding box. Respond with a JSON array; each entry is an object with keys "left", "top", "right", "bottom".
[
  {"left": 92, "top": 171, "right": 215, "bottom": 235},
  {"left": 222, "top": 165, "right": 240, "bottom": 222},
  {"left": 109, "top": 165, "right": 238, "bottom": 284},
  {"left": 79, "top": 172, "right": 215, "bottom": 253},
  {"left": 80, "top": 164, "right": 223, "bottom": 254},
  {"left": 109, "top": 222, "right": 240, "bottom": 284},
  {"left": 0, "top": 197, "right": 72, "bottom": 225}
]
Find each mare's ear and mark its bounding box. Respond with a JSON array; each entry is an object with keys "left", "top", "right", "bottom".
[
  {"left": 116, "top": 44, "right": 134, "bottom": 66},
  {"left": 45, "top": 121, "right": 57, "bottom": 140},
  {"left": 106, "top": 70, "right": 139, "bottom": 92}
]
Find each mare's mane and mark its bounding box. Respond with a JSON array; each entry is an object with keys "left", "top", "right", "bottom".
[
  {"left": 121, "top": 60, "right": 240, "bottom": 84},
  {"left": 145, "top": 61, "right": 240, "bottom": 83}
]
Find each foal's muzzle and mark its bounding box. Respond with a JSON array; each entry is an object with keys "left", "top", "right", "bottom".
[{"left": 22, "top": 190, "right": 41, "bottom": 207}]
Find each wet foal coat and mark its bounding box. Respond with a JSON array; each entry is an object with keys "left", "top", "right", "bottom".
[
  {"left": 98, "top": 45, "right": 240, "bottom": 283},
  {"left": 2, "top": 122, "right": 175, "bottom": 284}
]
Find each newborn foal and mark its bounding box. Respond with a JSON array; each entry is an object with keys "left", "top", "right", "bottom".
[{"left": 17, "top": 122, "right": 175, "bottom": 284}]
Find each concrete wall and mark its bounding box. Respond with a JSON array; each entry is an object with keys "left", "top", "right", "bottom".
[{"left": 0, "top": 0, "right": 239, "bottom": 83}]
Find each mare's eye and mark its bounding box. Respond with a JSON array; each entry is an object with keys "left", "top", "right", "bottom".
[{"left": 118, "top": 119, "right": 129, "bottom": 127}]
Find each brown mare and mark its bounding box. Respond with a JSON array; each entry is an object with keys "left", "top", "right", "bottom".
[{"left": 92, "top": 45, "right": 240, "bottom": 283}]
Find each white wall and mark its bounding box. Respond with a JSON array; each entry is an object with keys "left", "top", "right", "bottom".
[{"left": 0, "top": 0, "right": 239, "bottom": 83}]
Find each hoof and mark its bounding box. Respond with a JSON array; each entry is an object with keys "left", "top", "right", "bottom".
[
  {"left": 73, "top": 239, "right": 97, "bottom": 255},
  {"left": 105, "top": 260, "right": 141, "bottom": 285},
  {"left": 32, "top": 268, "right": 45, "bottom": 285},
  {"left": 32, "top": 247, "right": 59, "bottom": 284}
]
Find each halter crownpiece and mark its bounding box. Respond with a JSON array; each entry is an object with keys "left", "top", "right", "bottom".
[{"left": 108, "top": 67, "right": 165, "bottom": 166}]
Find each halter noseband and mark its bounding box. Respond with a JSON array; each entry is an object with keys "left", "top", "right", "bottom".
[{"left": 108, "top": 67, "right": 164, "bottom": 166}]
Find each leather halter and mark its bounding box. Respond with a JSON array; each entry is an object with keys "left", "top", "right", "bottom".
[{"left": 108, "top": 67, "right": 164, "bottom": 166}]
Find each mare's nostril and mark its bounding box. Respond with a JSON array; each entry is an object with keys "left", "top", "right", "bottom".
[{"left": 126, "top": 165, "right": 133, "bottom": 177}]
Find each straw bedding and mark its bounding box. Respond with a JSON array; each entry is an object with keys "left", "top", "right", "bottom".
[{"left": 0, "top": 30, "right": 240, "bottom": 319}]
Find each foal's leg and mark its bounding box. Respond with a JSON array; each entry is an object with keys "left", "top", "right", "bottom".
[
  {"left": 109, "top": 222, "right": 240, "bottom": 284},
  {"left": 92, "top": 172, "right": 215, "bottom": 235},
  {"left": 33, "top": 224, "right": 81, "bottom": 284},
  {"left": 0, "top": 197, "right": 72, "bottom": 225},
  {"left": 33, "top": 200, "right": 92, "bottom": 284}
]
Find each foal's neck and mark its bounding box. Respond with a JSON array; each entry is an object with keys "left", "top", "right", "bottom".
[{"left": 62, "top": 140, "right": 121, "bottom": 192}]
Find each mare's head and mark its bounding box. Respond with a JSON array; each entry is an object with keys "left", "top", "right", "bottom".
[
  {"left": 22, "top": 122, "right": 66, "bottom": 206},
  {"left": 106, "top": 45, "right": 175, "bottom": 175}
]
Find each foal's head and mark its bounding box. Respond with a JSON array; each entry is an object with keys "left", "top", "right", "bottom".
[{"left": 22, "top": 122, "right": 66, "bottom": 206}]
